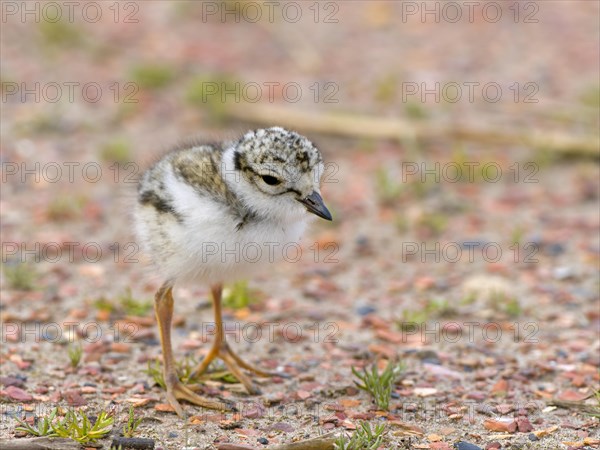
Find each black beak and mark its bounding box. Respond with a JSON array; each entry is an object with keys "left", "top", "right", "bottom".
[{"left": 298, "top": 191, "right": 332, "bottom": 221}]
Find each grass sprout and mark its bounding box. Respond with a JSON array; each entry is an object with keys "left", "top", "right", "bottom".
[
  {"left": 51, "top": 409, "right": 113, "bottom": 443},
  {"left": 68, "top": 342, "right": 83, "bottom": 368},
  {"left": 352, "top": 359, "right": 404, "bottom": 411},
  {"left": 15, "top": 408, "right": 58, "bottom": 437},
  {"left": 15, "top": 408, "right": 113, "bottom": 444},
  {"left": 334, "top": 420, "right": 386, "bottom": 450},
  {"left": 122, "top": 405, "right": 143, "bottom": 438},
  {"left": 222, "top": 280, "right": 255, "bottom": 309}
]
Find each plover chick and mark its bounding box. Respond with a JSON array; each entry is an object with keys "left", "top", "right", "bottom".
[{"left": 134, "top": 127, "right": 332, "bottom": 416}]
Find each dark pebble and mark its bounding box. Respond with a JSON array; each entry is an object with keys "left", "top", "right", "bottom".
[
  {"left": 391, "top": 392, "right": 400, "bottom": 399},
  {"left": 545, "top": 242, "right": 565, "bottom": 256},
  {"left": 455, "top": 442, "right": 483, "bottom": 450},
  {"left": 0, "top": 376, "right": 25, "bottom": 387},
  {"left": 356, "top": 305, "right": 376, "bottom": 316},
  {"left": 139, "top": 337, "right": 160, "bottom": 346},
  {"left": 460, "top": 240, "right": 487, "bottom": 249},
  {"left": 257, "top": 437, "right": 269, "bottom": 445},
  {"left": 167, "top": 432, "right": 178, "bottom": 438},
  {"left": 528, "top": 433, "right": 538, "bottom": 441},
  {"left": 416, "top": 350, "right": 441, "bottom": 364},
  {"left": 111, "top": 437, "right": 156, "bottom": 449}
]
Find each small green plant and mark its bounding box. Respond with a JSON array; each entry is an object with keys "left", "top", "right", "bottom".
[
  {"left": 186, "top": 73, "right": 243, "bottom": 121},
  {"left": 334, "top": 420, "right": 386, "bottom": 450},
  {"left": 510, "top": 225, "right": 525, "bottom": 245},
  {"left": 490, "top": 291, "right": 522, "bottom": 317},
  {"left": 146, "top": 356, "right": 239, "bottom": 389},
  {"left": 146, "top": 359, "right": 166, "bottom": 389},
  {"left": 352, "top": 360, "right": 404, "bottom": 411},
  {"left": 374, "top": 73, "right": 397, "bottom": 104},
  {"left": 51, "top": 409, "right": 113, "bottom": 443},
  {"left": 120, "top": 288, "right": 153, "bottom": 316},
  {"left": 404, "top": 101, "right": 428, "bottom": 120},
  {"left": 68, "top": 342, "right": 83, "bottom": 368},
  {"left": 460, "top": 292, "right": 477, "bottom": 305},
  {"left": 145, "top": 355, "right": 199, "bottom": 388},
  {"left": 2, "top": 261, "right": 37, "bottom": 291},
  {"left": 398, "top": 309, "right": 429, "bottom": 329},
  {"left": 93, "top": 296, "right": 116, "bottom": 313},
  {"left": 450, "top": 146, "right": 480, "bottom": 183},
  {"left": 100, "top": 138, "right": 132, "bottom": 164},
  {"left": 399, "top": 298, "right": 457, "bottom": 330},
  {"left": 222, "top": 280, "right": 254, "bottom": 309},
  {"left": 47, "top": 194, "right": 86, "bottom": 221},
  {"left": 16, "top": 408, "right": 113, "bottom": 444},
  {"left": 130, "top": 64, "right": 174, "bottom": 90},
  {"left": 579, "top": 84, "right": 600, "bottom": 108},
  {"left": 417, "top": 212, "right": 448, "bottom": 236},
  {"left": 15, "top": 408, "right": 58, "bottom": 437},
  {"left": 122, "top": 405, "right": 143, "bottom": 438},
  {"left": 39, "top": 20, "right": 82, "bottom": 47},
  {"left": 591, "top": 389, "right": 600, "bottom": 418},
  {"left": 504, "top": 297, "right": 522, "bottom": 317}
]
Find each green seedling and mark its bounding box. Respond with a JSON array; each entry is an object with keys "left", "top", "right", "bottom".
[
  {"left": 374, "top": 73, "right": 397, "bottom": 104},
  {"left": 404, "top": 101, "right": 428, "bottom": 120},
  {"left": 68, "top": 342, "right": 83, "bottom": 368},
  {"left": 16, "top": 408, "right": 114, "bottom": 444},
  {"left": 46, "top": 194, "right": 86, "bottom": 221},
  {"left": 130, "top": 64, "right": 174, "bottom": 90},
  {"left": 100, "top": 138, "right": 132, "bottom": 164},
  {"left": 122, "top": 405, "right": 143, "bottom": 438},
  {"left": 186, "top": 73, "right": 243, "bottom": 121},
  {"left": 15, "top": 408, "right": 58, "bottom": 437},
  {"left": 51, "top": 409, "right": 113, "bottom": 443},
  {"left": 352, "top": 360, "right": 405, "bottom": 411},
  {"left": 2, "top": 261, "right": 37, "bottom": 291},
  {"left": 120, "top": 288, "right": 153, "bottom": 316},
  {"left": 222, "top": 280, "right": 255, "bottom": 310},
  {"left": 145, "top": 359, "right": 166, "bottom": 389},
  {"left": 399, "top": 298, "right": 457, "bottom": 331},
  {"left": 39, "top": 20, "right": 82, "bottom": 48},
  {"left": 93, "top": 296, "right": 116, "bottom": 313},
  {"left": 510, "top": 225, "right": 525, "bottom": 246},
  {"left": 334, "top": 420, "right": 386, "bottom": 450},
  {"left": 489, "top": 290, "right": 522, "bottom": 317},
  {"left": 146, "top": 355, "right": 239, "bottom": 389},
  {"left": 579, "top": 84, "right": 600, "bottom": 108},
  {"left": 417, "top": 212, "right": 448, "bottom": 236}
]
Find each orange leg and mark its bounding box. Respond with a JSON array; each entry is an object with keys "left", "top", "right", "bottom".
[
  {"left": 154, "top": 282, "right": 232, "bottom": 417},
  {"left": 190, "top": 284, "right": 280, "bottom": 394}
]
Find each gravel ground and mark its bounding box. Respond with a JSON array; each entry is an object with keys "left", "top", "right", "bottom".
[{"left": 1, "top": 2, "right": 599, "bottom": 449}]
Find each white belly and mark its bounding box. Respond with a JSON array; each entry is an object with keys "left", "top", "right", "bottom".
[{"left": 134, "top": 173, "right": 308, "bottom": 285}]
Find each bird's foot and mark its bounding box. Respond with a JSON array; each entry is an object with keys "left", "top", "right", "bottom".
[
  {"left": 191, "top": 342, "right": 285, "bottom": 395},
  {"left": 165, "top": 377, "right": 234, "bottom": 418}
]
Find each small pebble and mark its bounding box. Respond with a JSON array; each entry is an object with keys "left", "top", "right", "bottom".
[
  {"left": 455, "top": 442, "right": 483, "bottom": 450},
  {"left": 257, "top": 437, "right": 268, "bottom": 445},
  {"left": 356, "top": 305, "right": 376, "bottom": 316},
  {"left": 528, "top": 433, "right": 539, "bottom": 441},
  {"left": 168, "top": 431, "right": 178, "bottom": 438},
  {"left": 553, "top": 266, "right": 575, "bottom": 280},
  {"left": 546, "top": 242, "right": 565, "bottom": 256}
]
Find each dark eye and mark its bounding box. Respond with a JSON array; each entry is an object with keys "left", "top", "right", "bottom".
[{"left": 261, "top": 175, "right": 281, "bottom": 186}]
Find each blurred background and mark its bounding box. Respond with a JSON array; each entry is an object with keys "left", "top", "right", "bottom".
[{"left": 1, "top": 1, "right": 599, "bottom": 448}]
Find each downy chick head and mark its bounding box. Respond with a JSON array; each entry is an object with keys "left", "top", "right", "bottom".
[{"left": 231, "top": 127, "right": 332, "bottom": 222}]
